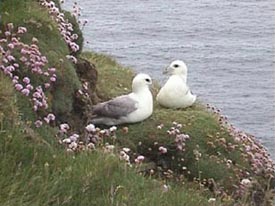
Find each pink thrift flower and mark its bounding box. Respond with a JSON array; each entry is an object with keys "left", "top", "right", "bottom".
[
  {"left": 44, "top": 83, "right": 51, "bottom": 89},
  {"left": 43, "top": 72, "right": 50, "bottom": 76},
  {"left": 122, "top": 147, "right": 131, "bottom": 153},
  {"left": 0, "top": 39, "right": 7, "bottom": 43},
  {"left": 41, "top": 56, "right": 48, "bottom": 63},
  {"left": 47, "top": 113, "right": 55, "bottom": 121},
  {"left": 17, "top": 26, "right": 27, "bottom": 34},
  {"left": 109, "top": 126, "right": 117, "bottom": 132},
  {"left": 7, "top": 55, "right": 15, "bottom": 62},
  {"left": 20, "top": 56, "right": 27, "bottom": 62},
  {"left": 50, "top": 76, "right": 56, "bottom": 82},
  {"left": 60, "top": 123, "right": 70, "bottom": 133},
  {"left": 12, "top": 78, "right": 18, "bottom": 84},
  {"left": 48, "top": 67, "right": 56, "bottom": 73},
  {"left": 135, "top": 155, "right": 145, "bottom": 164},
  {"left": 21, "top": 88, "right": 30, "bottom": 96},
  {"left": 23, "top": 77, "right": 30, "bottom": 84},
  {"left": 33, "top": 105, "right": 38, "bottom": 111},
  {"left": 159, "top": 146, "right": 168, "bottom": 154},
  {"left": 15, "top": 83, "right": 23, "bottom": 91},
  {"left": 69, "top": 134, "right": 79, "bottom": 142},
  {"left": 62, "top": 138, "right": 71, "bottom": 144},
  {"left": 5, "top": 31, "right": 11, "bottom": 36},
  {"left": 34, "top": 120, "right": 43, "bottom": 128},
  {"left": 85, "top": 124, "right": 95, "bottom": 132},
  {"left": 26, "top": 84, "right": 34, "bottom": 90},
  {"left": 44, "top": 117, "right": 50, "bottom": 124},
  {"left": 8, "top": 43, "right": 15, "bottom": 49}
]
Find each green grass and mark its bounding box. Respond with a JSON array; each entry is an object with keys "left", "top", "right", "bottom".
[{"left": 82, "top": 52, "right": 247, "bottom": 185}]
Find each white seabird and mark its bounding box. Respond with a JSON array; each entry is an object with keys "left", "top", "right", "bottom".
[
  {"left": 156, "top": 60, "right": 196, "bottom": 109},
  {"left": 91, "top": 73, "right": 153, "bottom": 125}
]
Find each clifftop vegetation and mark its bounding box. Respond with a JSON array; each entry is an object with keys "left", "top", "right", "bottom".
[{"left": 0, "top": 0, "right": 274, "bottom": 205}]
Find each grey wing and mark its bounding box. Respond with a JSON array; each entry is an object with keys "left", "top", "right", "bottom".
[{"left": 93, "top": 95, "right": 138, "bottom": 119}]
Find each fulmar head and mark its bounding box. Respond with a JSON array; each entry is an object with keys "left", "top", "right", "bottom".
[
  {"left": 132, "top": 73, "right": 152, "bottom": 92},
  {"left": 163, "top": 60, "right": 188, "bottom": 76}
]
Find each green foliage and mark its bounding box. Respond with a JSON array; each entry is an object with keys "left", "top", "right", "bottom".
[
  {"left": 63, "top": 10, "right": 84, "bottom": 56},
  {"left": 0, "top": 123, "right": 211, "bottom": 206}
]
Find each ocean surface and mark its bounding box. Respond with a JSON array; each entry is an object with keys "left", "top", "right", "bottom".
[{"left": 64, "top": 0, "right": 274, "bottom": 159}]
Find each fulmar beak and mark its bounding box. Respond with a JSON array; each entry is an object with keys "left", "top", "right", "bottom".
[{"left": 163, "top": 66, "right": 171, "bottom": 75}]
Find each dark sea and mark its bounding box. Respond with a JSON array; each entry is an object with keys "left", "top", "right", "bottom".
[{"left": 64, "top": 0, "right": 275, "bottom": 160}]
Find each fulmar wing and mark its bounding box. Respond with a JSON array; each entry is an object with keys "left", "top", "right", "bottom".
[{"left": 93, "top": 95, "right": 138, "bottom": 119}]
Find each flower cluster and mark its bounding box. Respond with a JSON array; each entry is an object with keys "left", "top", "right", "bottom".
[
  {"left": 119, "top": 148, "right": 131, "bottom": 164},
  {"left": 70, "top": 2, "right": 88, "bottom": 30},
  {"left": 166, "top": 121, "right": 190, "bottom": 152},
  {"left": 40, "top": 0, "right": 80, "bottom": 58},
  {"left": 0, "top": 23, "right": 57, "bottom": 127},
  {"left": 58, "top": 122, "right": 118, "bottom": 152},
  {"left": 207, "top": 103, "right": 274, "bottom": 177},
  {"left": 206, "top": 103, "right": 275, "bottom": 200}
]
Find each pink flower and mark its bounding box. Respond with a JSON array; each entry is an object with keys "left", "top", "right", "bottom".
[
  {"left": 50, "top": 76, "right": 56, "bottom": 82},
  {"left": 26, "top": 84, "right": 34, "bottom": 90},
  {"left": 23, "top": 77, "right": 30, "bottom": 84},
  {"left": 122, "top": 148, "right": 131, "bottom": 153},
  {"left": 85, "top": 124, "right": 95, "bottom": 132},
  {"left": 62, "top": 138, "right": 71, "bottom": 144},
  {"left": 5, "top": 31, "right": 11, "bottom": 36},
  {"left": 109, "top": 126, "right": 117, "bottom": 132},
  {"left": 47, "top": 113, "right": 55, "bottom": 121},
  {"left": 159, "top": 146, "right": 168, "bottom": 154},
  {"left": 48, "top": 67, "right": 56, "bottom": 73},
  {"left": 69, "top": 134, "right": 79, "bottom": 142},
  {"left": 60, "top": 123, "right": 70, "bottom": 133},
  {"left": 12, "top": 78, "right": 18, "bottom": 84},
  {"left": 44, "top": 117, "right": 50, "bottom": 124},
  {"left": 20, "top": 56, "right": 27, "bottom": 62},
  {"left": 135, "top": 155, "right": 145, "bottom": 164},
  {"left": 44, "top": 83, "right": 51, "bottom": 89},
  {"left": 7, "top": 55, "right": 15, "bottom": 62},
  {"left": 8, "top": 43, "right": 15, "bottom": 49},
  {"left": 157, "top": 124, "right": 164, "bottom": 129},
  {"left": 33, "top": 91, "right": 42, "bottom": 98},
  {"left": 17, "top": 26, "right": 27, "bottom": 34},
  {"left": 41, "top": 56, "right": 48, "bottom": 63},
  {"left": 21, "top": 88, "right": 30, "bottom": 96},
  {"left": 34, "top": 120, "right": 43, "bottom": 128},
  {"left": 15, "top": 83, "right": 23, "bottom": 91}
]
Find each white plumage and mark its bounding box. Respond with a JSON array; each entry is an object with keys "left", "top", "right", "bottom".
[
  {"left": 91, "top": 73, "right": 153, "bottom": 125},
  {"left": 156, "top": 60, "right": 196, "bottom": 109}
]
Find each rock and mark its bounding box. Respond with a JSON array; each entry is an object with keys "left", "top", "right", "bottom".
[{"left": 72, "top": 58, "right": 99, "bottom": 130}]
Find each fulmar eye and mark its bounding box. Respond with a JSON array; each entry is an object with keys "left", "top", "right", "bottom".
[
  {"left": 145, "top": 78, "right": 151, "bottom": 83},
  {"left": 174, "top": 64, "right": 179, "bottom": 68}
]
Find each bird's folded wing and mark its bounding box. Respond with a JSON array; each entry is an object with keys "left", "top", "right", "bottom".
[{"left": 92, "top": 95, "right": 138, "bottom": 119}]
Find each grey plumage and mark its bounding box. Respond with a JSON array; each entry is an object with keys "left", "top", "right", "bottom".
[{"left": 92, "top": 95, "right": 138, "bottom": 119}]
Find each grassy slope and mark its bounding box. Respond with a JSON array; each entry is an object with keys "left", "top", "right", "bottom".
[
  {"left": 0, "top": 1, "right": 212, "bottom": 205},
  {"left": 0, "top": 0, "right": 273, "bottom": 205},
  {"left": 0, "top": 76, "right": 210, "bottom": 206},
  {"left": 83, "top": 52, "right": 246, "bottom": 184}
]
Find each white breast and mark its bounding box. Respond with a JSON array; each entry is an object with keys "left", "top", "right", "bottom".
[{"left": 156, "top": 75, "right": 196, "bottom": 109}]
